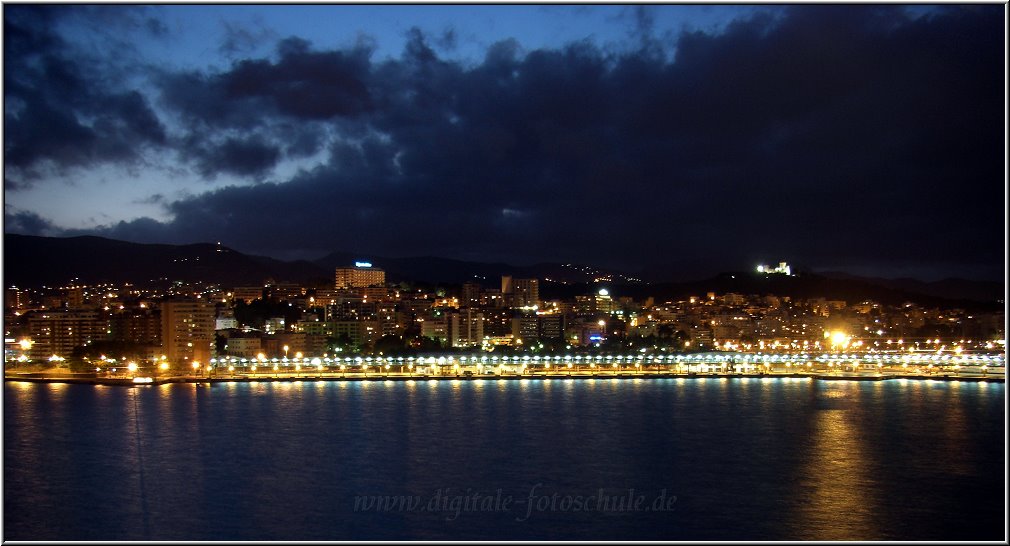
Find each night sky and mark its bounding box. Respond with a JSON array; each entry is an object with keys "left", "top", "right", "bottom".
[{"left": 3, "top": 5, "right": 1005, "bottom": 281}]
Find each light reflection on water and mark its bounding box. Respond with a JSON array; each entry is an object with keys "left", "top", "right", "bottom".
[
  {"left": 3, "top": 378, "right": 1004, "bottom": 541},
  {"left": 789, "top": 399, "right": 879, "bottom": 540}
]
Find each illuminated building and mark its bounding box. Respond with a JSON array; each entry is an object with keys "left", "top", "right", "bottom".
[
  {"left": 511, "top": 312, "right": 539, "bottom": 344},
  {"left": 420, "top": 316, "right": 448, "bottom": 344},
  {"left": 594, "top": 289, "right": 615, "bottom": 314},
  {"left": 64, "top": 286, "right": 85, "bottom": 308},
  {"left": 5, "top": 287, "right": 23, "bottom": 311},
  {"left": 576, "top": 288, "right": 616, "bottom": 315},
  {"left": 357, "top": 286, "right": 388, "bottom": 301},
  {"left": 215, "top": 309, "right": 238, "bottom": 330},
  {"left": 331, "top": 319, "right": 380, "bottom": 349},
  {"left": 537, "top": 313, "right": 566, "bottom": 341},
  {"left": 232, "top": 286, "right": 265, "bottom": 303},
  {"left": 160, "top": 298, "right": 215, "bottom": 365},
  {"left": 224, "top": 335, "right": 262, "bottom": 358},
  {"left": 501, "top": 276, "right": 539, "bottom": 308},
  {"left": 448, "top": 308, "right": 484, "bottom": 347},
  {"left": 461, "top": 282, "right": 481, "bottom": 308},
  {"left": 335, "top": 263, "right": 386, "bottom": 289},
  {"left": 482, "top": 308, "right": 514, "bottom": 336},
  {"left": 108, "top": 307, "right": 161, "bottom": 347},
  {"left": 268, "top": 282, "right": 304, "bottom": 301},
  {"left": 756, "top": 262, "right": 792, "bottom": 276},
  {"left": 26, "top": 309, "right": 105, "bottom": 361},
  {"left": 264, "top": 317, "right": 286, "bottom": 334}
]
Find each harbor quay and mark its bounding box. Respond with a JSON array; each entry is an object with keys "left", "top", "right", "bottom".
[{"left": 5, "top": 351, "right": 1005, "bottom": 386}]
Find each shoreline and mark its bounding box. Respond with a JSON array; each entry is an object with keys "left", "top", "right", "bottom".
[{"left": 4, "top": 371, "right": 1004, "bottom": 387}]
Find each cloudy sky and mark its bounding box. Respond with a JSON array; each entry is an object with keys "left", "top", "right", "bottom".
[{"left": 3, "top": 4, "right": 1005, "bottom": 281}]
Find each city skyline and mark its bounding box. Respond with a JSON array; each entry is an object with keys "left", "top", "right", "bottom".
[
  {"left": 3, "top": 4, "right": 1005, "bottom": 283},
  {"left": 7, "top": 255, "right": 1004, "bottom": 364}
]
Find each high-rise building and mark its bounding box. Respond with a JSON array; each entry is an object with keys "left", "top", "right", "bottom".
[
  {"left": 482, "top": 308, "right": 514, "bottom": 337},
  {"left": 64, "top": 286, "right": 85, "bottom": 308},
  {"left": 514, "top": 278, "right": 539, "bottom": 308},
  {"left": 448, "top": 308, "right": 484, "bottom": 347},
  {"left": 537, "top": 313, "right": 566, "bottom": 341},
  {"left": 461, "top": 282, "right": 481, "bottom": 308},
  {"left": 420, "top": 316, "right": 448, "bottom": 344},
  {"left": 335, "top": 263, "right": 386, "bottom": 289},
  {"left": 26, "top": 309, "right": 106, "bottom": 361},
  {"left": 575, "top": 288, "right": 615, "bottom": 315},
  {"left": 501, "top": 276, "right": 538, "bottom": 308},
  {"left": 501, "top": 276, "right": 514, "bottom": 297},
  {"left": 5, "top": 287, "right": 23, "bottom": 311},
  {"left": 160, "top": 298, "right": 215, "bottom": 366},
  {"left": 511, "top": 311, "right": 540, "bottom": 344},
  {"left": 108, "top": 308, "right": 161, "bottom": 346},
  {"left": 594, "top": 288, "right": 615, "bottom": 314}
]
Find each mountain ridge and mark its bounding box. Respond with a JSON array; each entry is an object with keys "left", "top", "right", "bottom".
[{"left": 2, "top": 234, "right": 1002, "bottom": 308}]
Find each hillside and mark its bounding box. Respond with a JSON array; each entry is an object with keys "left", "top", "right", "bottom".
[
  {"left": 3, "top": 234, "right": 328, "bottom": 288},
  {"left": 3, "top": 234, "right": 1003, "bottom": 310}
]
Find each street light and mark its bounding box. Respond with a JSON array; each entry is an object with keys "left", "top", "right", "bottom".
[{"left": 18, "top": 338, "right": 32, "bottom": 367}]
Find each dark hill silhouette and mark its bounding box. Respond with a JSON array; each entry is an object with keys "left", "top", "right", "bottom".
[
  {"left": 3, "top": 234, "right": 1002, "bottom": 310},
  {"left": 3, "top": 234, "right": 327, "bottom": 288},
  {"left": 549, "top": 271, "right": 1001, "bottom": 311}
]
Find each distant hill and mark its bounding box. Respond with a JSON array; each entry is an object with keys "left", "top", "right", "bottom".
[
  {"left": 3, "top": 234, "right": 328, "bottom": 288},
  {"left": 2, "top": 234, "right": 1003, "bottom": 310},
  {"left": 817, "top": 271, "right": 1004, "bottom": 305},
  {"left": 314, "top": 252, "right": 642, "bottom": 286},
  {"left": 567, "top": 271, "right": 1001, "bottom": 311}
]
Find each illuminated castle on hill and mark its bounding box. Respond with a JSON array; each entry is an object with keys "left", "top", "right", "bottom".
[{"left": 756, "top": 262, "right": 792, "bottom": 276}]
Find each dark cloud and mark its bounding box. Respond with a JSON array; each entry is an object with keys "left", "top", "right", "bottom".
[
  {"left": 435, "top": 27, "right": 458, "bottom": 52},
  {"left": 5, "top": 6, "right": 1005, "bottom": 280},
  {"left": 218, "top": 19, "right": 277, "bottom": 57},
  {"left": 4, "top": 177, "right": 29, "bottom": 192},
  {"left": 71, "top": 5, "right": 172, "bottom": 38},
  {"left": 4, "top": 207, "right": 58, "bottom": 236},
  {"left": 280, "top": 123, "right": 327, "bottom": 158},
  {"left": 186, "top": 135, "right": 282, "bottom": 179},
  {"left": 3, "top": 6, "right": 167, "bottom": 181},
  {"left": 146, "top": 17, "right": 169, "bottom": 38},
  {"left": 223, "top": 41, "right": 373, "bottom": 120},
  {"left": 160, "top": 36, "right": 374, "bottom": 130}
]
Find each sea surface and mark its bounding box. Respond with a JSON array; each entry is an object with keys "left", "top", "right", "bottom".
[{"left": 3, "top": 377, "right": 1005, "bottom": 540}]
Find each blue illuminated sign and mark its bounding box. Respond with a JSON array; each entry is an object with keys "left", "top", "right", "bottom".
[{"left": 355, "top": 261, "right": 372, "bottom": 268}]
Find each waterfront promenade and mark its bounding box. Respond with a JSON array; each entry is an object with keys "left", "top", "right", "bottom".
[
  {"left": 5, "top": 366, "right": 1004, "bottom": 386},
  {"left": 6, "top": 350, "right": 1005, "bottom": 386}
]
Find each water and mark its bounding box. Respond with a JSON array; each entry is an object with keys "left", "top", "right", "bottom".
[{"left": 3, "top": 377, "right": 1005, "bottom": 540}]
